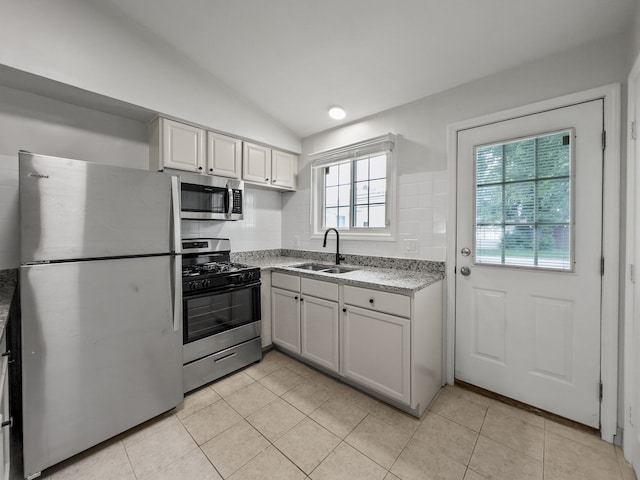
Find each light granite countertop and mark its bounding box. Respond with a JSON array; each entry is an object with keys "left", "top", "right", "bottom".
[
  {"left": 0, "top": 270, "right": 17, "bottom": 339},
  {"left": 235, "top": 253, "right": 444, "bottom": 294}
]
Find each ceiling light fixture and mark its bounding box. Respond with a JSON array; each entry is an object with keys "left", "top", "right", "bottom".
[{"left": 328, "top": 106, "right": 346, "bottom": 120}]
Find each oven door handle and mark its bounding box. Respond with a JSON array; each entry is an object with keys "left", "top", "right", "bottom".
[{"left": 185, "top": 280, "right": 261, "bottom": 298}]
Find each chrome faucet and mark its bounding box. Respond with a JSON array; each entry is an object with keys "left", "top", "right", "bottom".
[{"left": 323, "top": 228, "right": 345, "bottom": 265}]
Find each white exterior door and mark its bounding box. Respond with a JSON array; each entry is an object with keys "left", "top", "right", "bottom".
[{"left": 455, "top": 100, "right": 603, "bottom": 428}]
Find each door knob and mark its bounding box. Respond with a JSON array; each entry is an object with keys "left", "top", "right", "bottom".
[
  {"left": 461, "top": 247, "right": 471, "bottom": 257},
  {"left": 460, "top": 266, "right": 471, "bottom": 276}
]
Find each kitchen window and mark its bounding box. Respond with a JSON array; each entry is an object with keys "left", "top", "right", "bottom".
[{"left": 310, "top": 134, "right": 396, "bottom": 238}]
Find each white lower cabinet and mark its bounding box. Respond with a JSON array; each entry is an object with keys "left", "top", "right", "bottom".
[
  {"left": 0, "top": 334, "right": 9, "bottom": 480},
  {"left": 271, "top": 287, "right": 301, "bottom": 354},
  {"left": 342, "top": 305, "right": 410, "bottom": 404},
  {"left": 301, "top": 295, "right": 339, "bottom": 372}
]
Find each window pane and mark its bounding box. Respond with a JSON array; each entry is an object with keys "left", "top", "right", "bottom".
[
  {"left": 369, "top": 179, "right": 386, "bottom": 204},
  {"left": 476, "top": 226, "right": 503, "bottom": 263},
  {"left": 537, "top": 132, "right": 570, "bottom": 178},
  {"left": 354, "top": 181, "right": 368, "bottom": 205},
  {"left": 537, "top": 225, "right": 571, "bottom": 269},
  {"left": 338, "top": 185, "right": 351, "bottom": 206},
  {"left": 325, "top": 207, "right": 338, "bottom": 228},
  {"left": 504, "top": 225, "right": 535, "bottom": 266},
  {"left": 505, "top": 139, "right": 535, "bottom": 182},
  {"left": 369, "top": 155, "right": 386, "bottom": 179},
  {"left": 325, "top": 165, "right": 339, "bottom": 186},
  {"left": 476, "top": 145, "right": 503, "bottom": 185},
  {"left": 338, "top": 207, "right": 350, "bottom": 228},
  {"left": 354, "top": 205, "right": 368, "bottom": 227},
  {"left": 369, "top": 204, "right": 386, "bottom": 227},
  {"left": 325, "top": 186, "right": 339, "bottom": 207},
  {"left": 504, "top": 182, "right": 534, "bottom": 224},
  {"left": 355, "top": 159, "right": 369, "bottom": 182},
  {"left": 476, "top": 185, "right": 503, "bottom": 224},
  {"left": 338, "top": 163, "right": 351, "bottom": 184},
  {"left": 537, "top": 178, "right": 570, "bottom": 223}
]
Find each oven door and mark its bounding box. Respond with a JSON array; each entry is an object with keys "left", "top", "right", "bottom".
[{"left": 183, "top": 281, "right": 261, "bottom": 344}]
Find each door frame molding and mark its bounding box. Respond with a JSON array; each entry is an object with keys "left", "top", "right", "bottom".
[
  {"left": 624, "top": 52, "right": 640, "bottom": 467},
  {"left": 446, "top": 84, "right": 621, "bottom": 442}
]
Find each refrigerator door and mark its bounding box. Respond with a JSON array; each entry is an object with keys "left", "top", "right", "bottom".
[
  {"left": 19, "top": 152, "right": 172, "bottom": 263},
  {"left": 20, "top": 256, "right": 183, "bottom": 478}
]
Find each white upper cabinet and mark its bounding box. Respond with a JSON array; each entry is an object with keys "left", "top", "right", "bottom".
[
  {"left": 243, "top": 142, "right": 271, "bottom": 184},
  {"left": 161, "top": 118, "right": 205, "bottom": 173},
  {"left": 207, "top": 131, "right": 242, "bottom": 178},
  {"left": 243, "top": 142, "right": 297, "bottom": 191}
]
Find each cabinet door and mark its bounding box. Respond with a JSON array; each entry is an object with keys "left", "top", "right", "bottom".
[
  {"left": 342, "top": 305, "right": 410, "bottom": 404},
  {"left": 271, "top": 150, "right": 296, "bottom": 190},
  {"left": 260, "top": 272, "right": 272, "bottom": 348},
  {"left": 207, "top": 132, "right": 242, "bottom": 178},
  {"left": 243, "top": 142, "right": 271, "bottom": 184},
  {"left": 0, "top": 335, "right": 8, "bottom": 480},
  {"left": 301, "top": 295, "right": 339, "bottom": 372},
  {"left": 271, "top": 287, "right": 301, "bottom": 354},
  {"left": 162, "top": 119, "right": 205, "bottom": 172}
]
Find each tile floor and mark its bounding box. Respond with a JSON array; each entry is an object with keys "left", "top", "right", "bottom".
[{"left": 39, "top": 350, "right": 636, "bottom": 480}]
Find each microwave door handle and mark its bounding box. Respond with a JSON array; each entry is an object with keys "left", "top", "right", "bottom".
[{"left": 227, "top": 186, "right": 233, "bottom": 218}]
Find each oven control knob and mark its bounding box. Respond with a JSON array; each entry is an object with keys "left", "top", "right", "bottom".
[
  {"left": 245, "top": 272, "right": 254, "bottom": 281},
  {"left": 189, "top": 281, "right": 198, "bottom": 291},
  {"left": 239, "top": 273, "right": 248, "bottom": 282},
  {"left": 202, "top": 279, "right": 211, "bottom": 289}
]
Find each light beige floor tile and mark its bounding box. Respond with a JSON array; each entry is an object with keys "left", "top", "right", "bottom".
[
  {"left": 370, "top": 402, "right": 422, "bottom": 435},
  {"left": 544, "top": 431, "right": 622, "bottom": 480},
  {"left": 49, "top": 440, "right": 135, "bottom": 480},
  {"left": 201, "top": 420, "right": 270, "bottom": 478},
  {"left": 275, "top": 418, "right": 341, "bottom": 474},
  {"left": 125, "top": 419, "right": 198, "bottom": 478},
  {"left": 463, "top": 469, "right": 488, "bottom": 480},
  {"left": 616, "top": 446, "right": 638, "bottom": 480},
  {"left": 430, "top": 392, "right": 487, "bottom": 432},
  {"left": 310, "top": 395, "right": 368, "bottom": 438},
  {"left": 259, "top": 366, "right": 308, "bottom": 395},
  {"left": 121, "top": 411, "right": 177, "bottom": 448},
  {"left": 247, "top": 397, "right": 306, "bottom": 442},
  {"left": 226, "top": 381, "right": 279, "bottom": 417},
  {"left": 390, "top": 437, "right": 467, "bottom": 480},
  {"left": 244, "top": 354, "right": 285, "bottom": 380},
  {"left": 211, "top": 371, "right": 256, "bottom": 398},
  {"left": 333, "top": 386, "right": 379, "bottom": 412},
  {"left": 281, "top": 358, "right": 322, "bottom": 379},
  {"left": 175, "top": 386, "right": 221, "bottom": 420},
  {"left": 384, "top": 473, "right": 401, "bottom": 480},
  {"left": 229, "top": 445, "right": 306, "bottom": 480},
  {"left": 468, "top": 435, "right": 542, "bottom": 480},
  {"left": 140, "top": 448, "right": 221, "bottom": 480},
  {"left": 282, "top": 381, "right": 336, "bottom": 415},
  {"left": 480, "top": 408, "right": 544, "bottom": 461},
  {"left": 546, "top": 419, "right": 616, "bottom": 458},
  {"left": 180, "top": 399, "right": 242, "bottom": 445},
  {"left": 413, "top": 412, "right": 478, "bottom": 466},
  {"left": 344, "top": 414, "right": 410, "bottom": 469},
  {"left": 485, "top": 398, "right": 545, "bottom": 429},
  {"left": 310, "top": 442, "right": 387, "bottom": 480}
]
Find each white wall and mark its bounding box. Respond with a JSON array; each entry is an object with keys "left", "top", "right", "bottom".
[
  {"left": 283, "top": 33, "right": 631, "bottom": 262},
  {"left": 0, "top": 0, "right": 300, "bottom": 154},
  {"left": 0, "top": 84, "right": 283, "bottom": 269}
]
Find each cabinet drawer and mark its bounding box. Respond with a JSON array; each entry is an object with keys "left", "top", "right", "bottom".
[
  {"left": 301, "top": 277, "right": 338, "bottom": 302},
  {"left": 272, "top": 272, "right": 300, "bottom": 291},
  {"left": 344, "top": 285, "right": 410, "bottom": 318}
]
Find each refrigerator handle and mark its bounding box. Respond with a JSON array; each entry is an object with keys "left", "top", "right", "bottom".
[
  {"left": 171, "top": 176, "right": 182, "bottom": 254},
  {"left": 171, "top": 255, "right": 182, "bottom": 333}
]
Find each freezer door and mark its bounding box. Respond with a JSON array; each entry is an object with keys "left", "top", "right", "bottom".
[
  {"left": 20, "top": 256, "right": 183, "bottom": 477},
  {"left": 20, "top": 152, "right": 173, "bottom": 262}
]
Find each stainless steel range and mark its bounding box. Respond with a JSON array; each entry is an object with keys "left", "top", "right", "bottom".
[{"left": 181, "top": 238, "right": 262, "bottom": 393}]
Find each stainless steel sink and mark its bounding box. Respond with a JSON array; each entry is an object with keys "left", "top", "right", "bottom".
[{"left": 291, "top": 263, "right": 358, "bottom": 274}]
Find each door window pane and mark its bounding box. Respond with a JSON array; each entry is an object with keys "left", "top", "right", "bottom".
[{"left": 474, "top": 130, "right": 573, "bottom": 270}]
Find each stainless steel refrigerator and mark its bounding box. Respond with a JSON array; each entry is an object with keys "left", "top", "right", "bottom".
[{"left": 17, "top": 152, "right": 183, "bottom": 479}]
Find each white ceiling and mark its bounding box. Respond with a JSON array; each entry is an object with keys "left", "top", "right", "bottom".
[{"left": 99, "top": 0, "right": 637, "bottom": 138}]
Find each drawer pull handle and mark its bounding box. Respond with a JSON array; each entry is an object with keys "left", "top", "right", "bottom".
[
  {"left": 1, "top": 418, "right": 12, "bottom": 428},
  {"left": 342, "top": 308, "right": 347, "bottom": 313},
  {"left": 294, "top": 296, "right": 298, "bottom": 300},
  {"left": 214, "top": 352, "right": 237, "bottom": 363},
  {"left": 369, "top": 298, "right": 374, "bottom": 304},
  {"left": 300, "top": 298, "right": 304, "bottom": 302}
]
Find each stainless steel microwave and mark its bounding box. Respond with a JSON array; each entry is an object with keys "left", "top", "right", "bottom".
[{"left": 169, "top": 170, "right": 243, "bottom": 221}]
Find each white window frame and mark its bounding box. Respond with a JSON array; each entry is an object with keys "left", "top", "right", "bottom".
[{"left": 310, "top": 133, "right": 397, "bottom": 240}]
